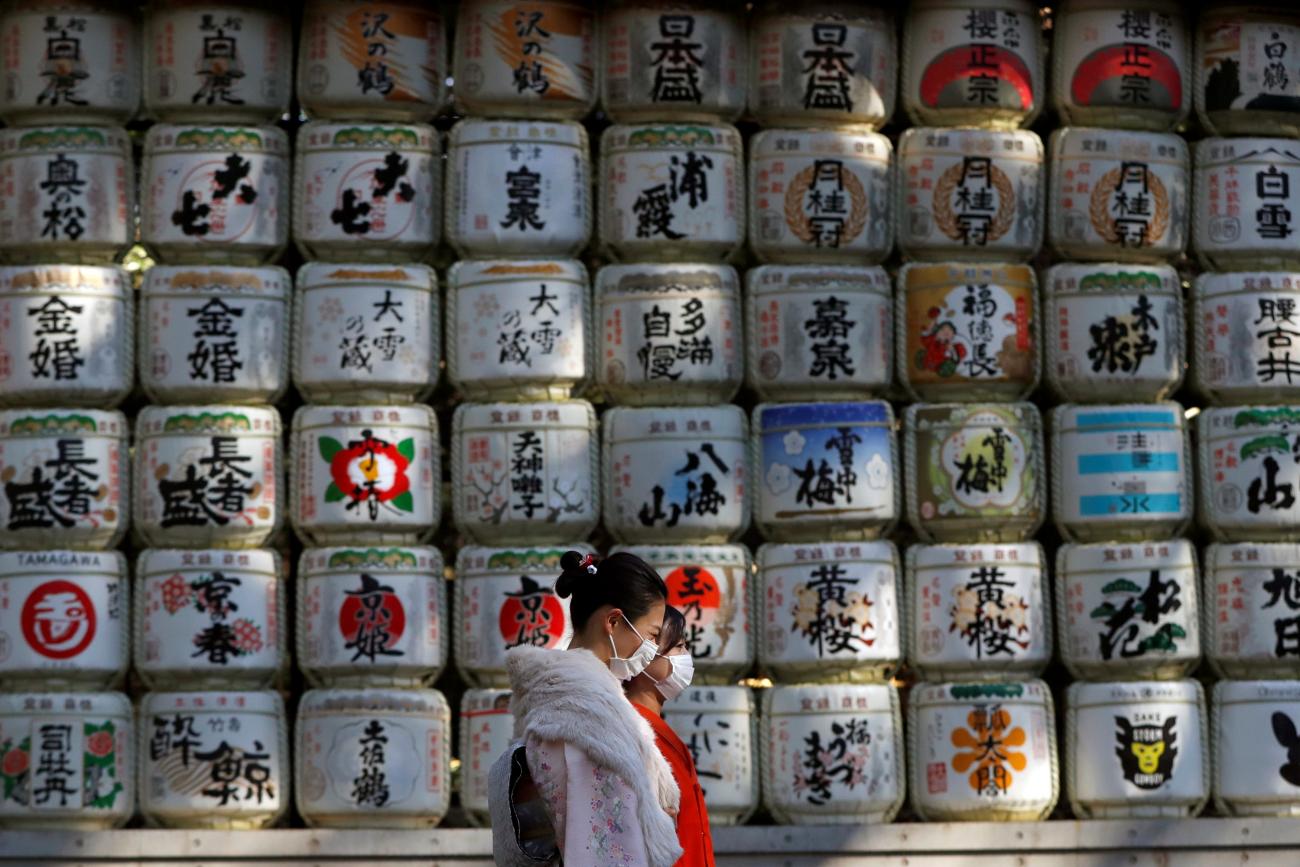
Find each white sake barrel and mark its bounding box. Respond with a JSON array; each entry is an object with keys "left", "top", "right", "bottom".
[
  {"left": 141, "top": 124, "right": 289, "bottom": 265},
  {"left": 1043, "top": 262, "right": 1184, "bottom": 403},
  {"left": 1193, "top": 272, "right": 1300, "bottom": 404},
  {"left": 901, "top": 0, "right": 1044, "bottom": 129},
  {"left": 1198, "top": 407, "right": 1300, "bottom": 540},
  {"left": 458, "top": 688, "right": 513, "bottom": 827},
  {"left": 595, "top": 263, "right": 742, "bottom": 405},
  {"left": 454, "top": 545, "right": 586, "bottom": 687},
  {"left": 1192, "top": 138, "right": 1300, "bottom": 271},
  {"left": 0, "top": 0, "right": 140, "bottom": 126},
  {"left": 0, "top": 125, "right": 133, "bottom": 264},
  {"left": 756, "top": 541, "right": 900, "bottom": 684},
  {"left": 1213, "top": 679, "right": 1300, "bottom": 816},
  {"left": 452, "top": 401, "right": 598, "bottom": 546},
  {"left": 290, "top": 404, "right": 440, "bottom": 547},
  {"left": 598, "top": 123, "right": 745, "bottom": 262},
  {"left": 1050, "top": 402, "right": 1192, "bottom": 542},
  {"left": 0, "top": 265, "right": 132, "bottom": 408},
  {"left": 752, "top": 401, "right": 898, "bottom": 542},
  {"left": 452, "top": 0, "right": 598, "bottom": 120},
  {"left": 602, "top": 0, "right": 746, "bottom": 123},
  {"left": 140, "top": 265, "right": 290, "bottom": 405},
  {"left": 909, "top": 680, "right": 1058, "bottom": 821},
  {"left": 905, "top": 543, "right": 1049, "bottom": 681},
  {"left": 749, "top": 128, "right": 893, "bottom": 265},
  {"left": 298, "top": 546, "right": 446, "bottom": 689},
  {"left": 1195, "top": 5, "right": 1300, "bottom": 138},
  {"left": 1056, "top": 539, "right": 1200, "bottom": 681},
  {"left": 1047, "top": 127, "right": 1189, "bottom": 263},
  {"left": 297, "top": 0, "right": 446, "bottom": 122},
  {"left": 1050, "top": 0, "right": 1191, "bottom": 131},
  {"left": 896, "top": 262, "right": 1041, "bottom": 402},
  {"left": 0, "top": 408, "right": 127, "bottom": 550},
  {"left": 603, "top": 405, "right": 749, "bottom": 544},
  {"left": 748, "top": 1, "right": 896, "bottom": 129},
  {"left": 762, "top": 683, "right": 903, "bottom": 825},
  {"left": 0, "top": 691, "right": 132, "bottom": 828},
  {"left": 1066, "top": 679, "right": 1208, "bottom": 818},
  {"left": 134, "top": 405, "right": 281, "bottom": 549},
  {"left": 293, "top": 122, "right": 440, "bottom": 263},
  {"left": 293, "top": 262, "right": 439, "bottom": 404},
  {"left": 445, "top": 118, "right": 591, "bottom": 258},
  {"left": 0, "top": 550, "right": 127, "bottom": 690},
  {"left": 896, "top": 128, "right": 1044, "bottom": 262},
  {"left": 745, "top": 265, "right": 892, "bottom": 401},
  {"left": 134, "top": 548, "right": 284, "bottom": 690},
  {"left": 446, "top": 259, "right": 591, "bottom": 402},
  {"left": 903, "top": 402, "right": 1046, "bottom": 543},
  {"left": 143, "top": 1, "right": 291, "bottom": 123},
  {"left": 612, "top": 544, "right": 753, "bottom": 684},
  {"left": 663, "top": 685, "right": 757, "bottom": 825},
  {"left": 295, "top": 688, "right": 450, "bottom": 828},
  {"left": 1205, "top": 543, "right": 1300, "bottom": 679},
  {"left": 138, "top": 689, "right": 287, "bottom": 828}
]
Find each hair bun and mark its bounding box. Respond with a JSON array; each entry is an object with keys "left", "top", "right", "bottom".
[{"left": 555, "top": 550, "right": 598, "bottom": 598}]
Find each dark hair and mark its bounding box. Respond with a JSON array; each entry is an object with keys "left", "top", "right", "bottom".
[
  {"left": 658, "top": 606, "right": 686, "bottom": 655},
  {"left": 554, "top": 551, "right": 668, "bottom": 630}
]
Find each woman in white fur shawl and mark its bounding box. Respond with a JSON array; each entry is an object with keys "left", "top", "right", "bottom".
[{"left": 490, "top": 551, "right": 684, "bottom": 867}]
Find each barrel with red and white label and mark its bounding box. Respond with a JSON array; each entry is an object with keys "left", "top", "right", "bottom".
[
  {"left": 0, "top": 550, "right": 127, "bottom": 690},
  {"left": 459, "top": 688, "right": 513, "bottom": 826},
  {"left": 1192, "top": 272, "right": 1300, "bottom": 405},
  {"left": 453, "top": 545, "right": 587, "bottom": 687},
  {"left": 134, "top": 548, "right": 284, "bottom": 690},
  {"left": 0, "top": 691, "right": 132, "bottom": 828},
  {"left": 1204, "top": 543, "right": 1300, "bottom": 680},
  {"left": 297, "top": 545, "right": 446, "bottom": 689},
  {"left": 295, "top": 688, "right": 450, "bottom": 828},
  {"left": 1192, "top": 138, "right": 1300, "bottom": 272},
  {"left": 1213, "top": 679, "right": 1300, "bottom": 816},
  {"left": 0, "top": 408, "right": 128, "bottom": 550},
  {"left": 663, "top": 685, "right": 757, "bottom": 825}
]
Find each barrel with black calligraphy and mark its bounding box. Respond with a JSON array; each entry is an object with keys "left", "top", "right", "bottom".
[
  {"left": 1066, "top": 679, "right": 1208, "bottom": 818},
  {"left": 762, "top": 683, "right": 904, "bottom": 824},
  {"left": 1198, "top": 407, "right": 1300, "bottom": 541},
  {"left": 1051, "top": 402, "right": 1192, "bottom": 543},
  {"left": 1204, "top": 543, "right": 1300, "bottom": 680},
  {"left": 663, "top": 686, "right": 757, "bottom": 825},
  {"left": 1051, "top": 0, "right": 1190, "bottom": 131},
  {"left": 905, "top": 543, "right": 1050, "bottom": 681},
  {"left": 294, "top": 263, "right": 438, "bottom": 405},
  {"left": 143, "top": 1, "right": 291, "bottom": 124},
  {"left": 612, "top": 544, "right": 753, "bottom": 684},
  {"left": 901, "top": 0, "right": 1044, "bottom": 129},
  {"left": 1193, "top": 272, "right": 1300, "bottom": 404},
  {"left": 0, "top": 550, "right": 127, "bottom": 690},
  {"left": 1056, "top": 539, "right": 1200, "bottom": 681},
  {"left": 134, "top": 548, "right": 285, "bottom": 690},
  {"left": 1044, "top": 263, "right": 1184, "bottom": 403},
  {"left": 295, "top": 688, "right": 450, "bottom": 828},
  {"left": 459, "top": 688, "right": 513, "bottom": 826},
  {"left": 134, "top": 405, "right": 281, "bottom": 549},
  {"left": 138, "top": 689, "right": 287, "bottom": 828},
  {"left": 0, "top": 691, "right": 132, "bottom": 828},
  {"left": 909, "top": 680, "right": 1058, "bottom": 821},
  {"left": 0, "top": 265, "right": 133, "bottom": 408},
  {"left": 903, "top": 402, "right": 1046, "bottom": 543},
  {"left": 1195, "top": 5, "right": 1300, "bottom": 138},
  {"left": 1213, "top": 679, "right": 1300, "bottom": 816},
  {"left": 1193, "top": 138, "right": 1300, "bottom": 271},
  {"left": 141, "top": 265, "right": 290, "bottom": 405},
  {"left": 756, "top": 541, "right": 901, "bottom": 684},
  {"left": 0, "top": 409, "right": 127, "bottom": 550}
]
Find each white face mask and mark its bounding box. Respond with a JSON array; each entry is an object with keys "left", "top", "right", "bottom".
[
  {"left": 653, "top": 652, "right": 694, "bottom": 702},
  {"left": 608, "top": 614, "right": 659, "bottom": 682}
]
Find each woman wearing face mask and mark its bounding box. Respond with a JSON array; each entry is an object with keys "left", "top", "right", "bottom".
[
  {"left": 625, "top": 606, "right": 715, "bottom": 867},
  {"left": 489, "top": 551, "right": 683, "bottom": 867}
]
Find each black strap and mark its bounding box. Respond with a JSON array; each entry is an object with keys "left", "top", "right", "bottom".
[{"left": 508, "top": 744, "right": 561, "bottom": 864}]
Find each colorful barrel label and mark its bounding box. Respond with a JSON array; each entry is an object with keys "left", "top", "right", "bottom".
[
  {"left": 905, "top": 5, "right": 1041, "bottom": 119},
  {"left": 1199, "top": 12, "right": 1300, "bottom": 121},
  {"left": 1057, "top": 540, "right": 1198, "bottom": 679},
  {"left": 1202, "top": 407, "right": 1300, "bottom": 539},
  {"left": 900, "top": 263, "right": 1037, "bottom": 399},
  {"left": 662, "top": 687, "right": 754, "bottom": 822},
  {"left": 1195, "top": 273, "right": 1300, "bottom": 400},
  {"left": 1056, "top": 7, "right": 1187, "bottom": 115},
  {"left": 459, "top": 689, "right": 513, "bottom": 821},
  {"left": 1207, "top": 544, "right": 1300, "bottom": 677},
  {"left": 1194, "top": 138, "right": 1300, "bottom": 264}
]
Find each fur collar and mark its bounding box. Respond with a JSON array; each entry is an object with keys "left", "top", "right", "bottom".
[{"left": 506, "top": 645, "right": 682, "bottom": 867}]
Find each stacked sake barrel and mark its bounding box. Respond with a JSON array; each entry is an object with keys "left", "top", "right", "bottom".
[
  {"left": 287, "top": 0, "right": 451, "bottom": 829},
  {"left": 0, "top": 0, "right": 139, "bottom": 831}
]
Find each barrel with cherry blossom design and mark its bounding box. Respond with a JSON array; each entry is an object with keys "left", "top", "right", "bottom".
[
  {"left": 459, "top": 688, "right": 513, "bottom": 826},
  {"left": 663, "top": 685, "right": 757, "bottom": 825}
]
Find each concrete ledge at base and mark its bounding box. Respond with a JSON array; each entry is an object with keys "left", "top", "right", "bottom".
[{"left": 0, "top": 820, "right": 1295, "bottom": 861}]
